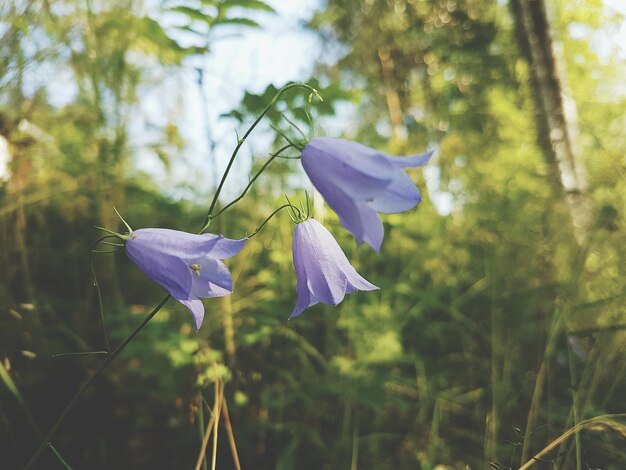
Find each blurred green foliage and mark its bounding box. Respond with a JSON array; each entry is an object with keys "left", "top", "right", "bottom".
[{"left": 1, "top": 0, "right": 625, "bottom": 469}]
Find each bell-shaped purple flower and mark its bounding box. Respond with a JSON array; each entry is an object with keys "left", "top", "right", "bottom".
[
  {"left": 290, "top": 218, "right": 378, "bottom": 318},
  {"left": 125, "top": 228, "right": 246, "bottom": 330},
  {"left": 301, "top": 137, "right": 432, "bottom": 252}
]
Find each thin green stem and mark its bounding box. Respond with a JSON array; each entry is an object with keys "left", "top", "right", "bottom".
[
  {"left": 270, "top": 124, "right": 303, "bottom": 151},
  {"left": 282, "top": 114, "right": 307, "bottom": 141},
  {"left": 94, "top": 226, "right": 128, "bottom": 240},
  {"left": 90, "top": 248, "right": 110, "bottom": 352},
  {"left": 24, "top": 294, "right": 171, "bottom": 469},
  {"left": 48, "top": 443, "right": 73, "bottom": 469},
  {"left": 247, "top": 204, "right": 293, "bottom": 238},
  {"left": 201, "top": 82, "right": 319, "bottom": 232},
  {"left": 207, "top": 144, "right": 295, "bottom": 222},
  {"left": 99, "top": 241, "right": 124, "bottom": 247},
  {"left": 51, "top": 351, "right": 109, "bottom": 358},
  {"left": 90, "top": 247, "right": 125, "bottom": 254},
  {"left": 566, "top": 342, "right": 582, "bottom": 470}
]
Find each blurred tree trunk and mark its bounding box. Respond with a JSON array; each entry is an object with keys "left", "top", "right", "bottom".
[
  {"left": 378, "top": 47, "right": 407, "bottom": 140},
  {"left": 510, "top": 0, "right": 590, "bottom": 244},
  {"left": 510, "top": 1, "right": 592, "bottom": 464}
]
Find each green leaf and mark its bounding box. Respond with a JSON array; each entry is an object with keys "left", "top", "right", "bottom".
[
  {"left": 137, "top": 17, "right": 208, "bottom": 61},
  {"left": 138, "top": 17, "right": 184, "bottom": 51},
  {"left": 174, "top": 25, "right": 205, "bottom": 36},
  {"left": 215, "top": 17, "right": 260, "bottom": 28},
  {"left": 220, "top": 0, "right": 276, "bottom": 13},
  {"left": 166, "top": 5, "right": 215, "bottom": 23},
  {"left": 220, "top": 110, "right": 246, "bottom": 122}
]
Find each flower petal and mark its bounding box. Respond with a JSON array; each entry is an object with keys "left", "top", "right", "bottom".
[
  {"left": 304, "top": 169, "right": 383, "bottom": 252},
  {"left": 209, "top": 237, "right": 247, "bottom": 259},
  {"left": 302, "top": 137, "right": 394, "bottom": 201},
  {"left": 383, "top": 150, "right": 433, "bottom": 169},
  {"left": 308, "top": 178, "right": 384, "bottom": 253},
  {"left": 358, "top": 204, "right": 385, "bottom": 253},
  {"left": 178, "top": 298, "right": 205, "bottom": 331},
  {"left": 126, "top": 242, "right": 193, "bottom": 300},
  {"left": 290, "top": 232, "right": 318, "bottom": 318},
  {"left": 290, "top": 287, "right": 318, "bottom": 318},
  {"left": 368, "top": 170, "right": 422, "bottom": 214},
  {"left": 190, "top": 257, "right": 233, "bottom": 298},
  {"left": 311, "top": 175, "right": 365, "bottom": 242},
  {"left": 297, "top": 220, "right": 348, "bottom": 306},
  {"left": 344, "top": 268, "right": 379, "bottom": 293},
  {"left": 307, "top": 219, "right": 379, "bottom": 291},
  {"left": 129, "top": 228, "right": 221, "bottom": 259}
]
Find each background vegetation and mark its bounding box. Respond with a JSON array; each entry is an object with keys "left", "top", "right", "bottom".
[{"left": 1, "top": 0, "right": 625, "bottom": 468}]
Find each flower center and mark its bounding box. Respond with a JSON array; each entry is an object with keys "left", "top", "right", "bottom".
[{"left": 189, "top": 264, "right": 202, "bottom": 277}]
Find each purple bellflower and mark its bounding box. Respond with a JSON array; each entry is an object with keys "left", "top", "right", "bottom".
[
  {"left": 290, "top": 218, "right": 378, "bottom": 318},
  {"left": 125, "top": 228, "right": 246, "bottom": 330},
  {"left": 301, "top": 137, "right": 432, "bottom": 252}
]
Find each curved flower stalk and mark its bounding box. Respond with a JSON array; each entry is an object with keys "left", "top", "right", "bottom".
[
  {"left": 290, "top": 218, "right": 378, "bottom": 318},
  {"left": 301, "top": 137, "right": 432, "bottom": 252},
  {"left": 125, "top": 228, "right": 246, "bottom": 330}
]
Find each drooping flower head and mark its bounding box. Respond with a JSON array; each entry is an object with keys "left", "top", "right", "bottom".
[
  {"left": 301, "top": 137, "right": 432, "bottom": 252},
  {"left": 125, "top": 228, "right": 246, "bottom": 330},
  {"left": 290, "top": 218, "right": 378, "bottom": 318}
]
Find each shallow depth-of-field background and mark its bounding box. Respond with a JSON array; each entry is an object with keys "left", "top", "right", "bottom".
[{"left": 1, "top": 0, "right": 625, "bottom": 468}]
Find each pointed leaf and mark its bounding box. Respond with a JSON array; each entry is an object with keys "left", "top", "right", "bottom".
[
  {"left": 220, "top": 0, "right": 275, "bottom": 13},
  {"left": 0, "top": 360, "right": 24, "bottom": 406},
  {"left": 167, "top": 5, "right": 215, "bottom": 23},
  {"left": 215, "top": 17, "right": 260, "bottom": 28}
]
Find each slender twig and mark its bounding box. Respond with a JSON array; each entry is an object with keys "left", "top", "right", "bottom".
[
  {"left": 24, "top": 295, "right": 171, "bottom": 469},
  {"left": 197, "top": 394, "right": 208, "bottom": 470},
  {"left": 201, "top": 82, "right": 320, "bottom": 232},
  {"left": 51, "top": 351, "right": 109, "bottom": 358},
  {"left": 209, "top": 143, "right": 295, "bottom": 220},
  {"left": 211, "top": 380, "right": 222, "bottom": 470},
  {"left": 565, "top": 343, "right": 582, "bottom": 470},
  {"left": 520, "top": 310, "right": 565, "bottom": 463},
  {"left": 48, "top": 443, "right": 73, "bottom": 469},
  {"left": 194, "top": 408, "right": 218, "bottom": 470},
  {"left": 222, "top": 396, "right": 241, "bottom": 470},
  {"left": 195, "top": 381, "right": 224, "bottom": 470},
  {"left": 518, "top": 414, "right": 626, "bottom": 470},
  {"left": 202, "top": 396, "right": 213, "bottom": 414}
]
